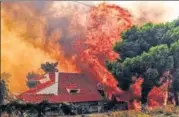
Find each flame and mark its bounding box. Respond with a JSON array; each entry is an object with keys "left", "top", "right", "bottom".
[
  {"left": 2, "top": 2, "right": 177, "bottom": 108},
  {"left": 73, "top": 3, "right": 132, "bottom": 88}
]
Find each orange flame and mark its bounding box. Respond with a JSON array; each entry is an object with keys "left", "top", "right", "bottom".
[{"left": 73, "top": 3, "right": 132, "bottom": 88}]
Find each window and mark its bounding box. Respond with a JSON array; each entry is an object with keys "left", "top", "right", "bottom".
[{"left": 66, "top": 88, "right": 80, "bottom": 94}]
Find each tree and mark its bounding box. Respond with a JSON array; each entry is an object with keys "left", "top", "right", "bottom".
[
  {"left": 26, "top": 62, "right": 59, "bottom": 88},
  {"left": 106, "top": 18, "right": 179, "bottom": 110},
  {"left": 26, "top": 72, "right": 40, "bottom": 88},
  {"left": 41, "top": 62, "right": 59, "bottom": 73},
  {"left": 0, "top": 72, "right": 10, "bottom": 105}
]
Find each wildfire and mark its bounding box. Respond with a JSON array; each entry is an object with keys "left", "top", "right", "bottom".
[
  {"left": 2, "top": 1, "right": 179, "bottom": 109},
  {"left": 2, "top": 2, "right": 176, "bottom": 107},
  {"left": 1, "top": 2, "right": 132, "bottom": 92}
]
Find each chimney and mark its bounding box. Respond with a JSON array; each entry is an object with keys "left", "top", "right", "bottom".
[{"left": 55, "top": 72, "right": 59, "bottom": 83}]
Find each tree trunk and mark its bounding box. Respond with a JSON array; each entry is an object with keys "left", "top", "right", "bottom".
[
  {"left": 0, "top": 81, "right": 3, "bottom": 105},
  {"left": 163, "top": 89, "right": 169, "bottom": 106},
  {"left": 38, "top": 111, "right": 42, "bottom": 117},
  {"left": 20, "top": 111, "right": 24, "bottom": 117},
  {"left": 174, "top": 91, "right": 179, "bottom": 106}
]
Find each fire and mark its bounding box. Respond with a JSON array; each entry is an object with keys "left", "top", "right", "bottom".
[
  {"left": 1, "top": 2, "right": 132, "bottom": 92},
  {"left": 73, "top": 3, "right": 132, "bottom": 88},
  {"left": 2, "top": 1, "right": 177, "bottom": 108}
]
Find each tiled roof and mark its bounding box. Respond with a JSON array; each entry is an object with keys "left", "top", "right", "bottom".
[{"left": 18, "top": 72, "right": 103, "bottom": 103}]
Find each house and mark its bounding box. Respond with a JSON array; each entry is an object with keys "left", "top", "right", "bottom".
[{"left": 17, "top": 72, "right": 104, "bottom": 114}]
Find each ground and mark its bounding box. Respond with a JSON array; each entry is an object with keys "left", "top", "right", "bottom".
[
  {"left": 60, "top": 105, "right": 179, "bottom": 117},
  {"left": 1, "top": 105, "right": 179, "bottom": 117}
]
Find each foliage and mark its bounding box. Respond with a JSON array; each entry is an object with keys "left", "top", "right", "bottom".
[
  {"left": 26, "top": 72, "right": 40, "bottom": 80},
  {"left": 41, "top": 62, "right": 59, "bottom": 73},
  {"left": 26, "top": 80, "right": 40, "bottom": 88},
  {"left": 26, "top": 72, "right": 40, "bottom": 88},
  {"left": 113, "top": 18, "right": 179, "bottom": 61},
  {"left": 26, "top": 61, "right": 59, "bottom": 88},
  {"left": 0, "top": 72, "right": 10, "bottom": 104},
  {"left": 106, "top": 18, "right": 179, "bottom": 91}
]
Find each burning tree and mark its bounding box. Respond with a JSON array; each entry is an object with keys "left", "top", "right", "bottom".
[{"left": 106, "top": 18, "right": 179, "bottom": 110}]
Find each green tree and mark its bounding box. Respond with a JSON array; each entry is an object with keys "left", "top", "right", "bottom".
[
  {"left": 113, "top": 18, "right": 179, "bottom": 61},
  {"left": 106, "top": 18, "right": 179, "bottom": 110}
]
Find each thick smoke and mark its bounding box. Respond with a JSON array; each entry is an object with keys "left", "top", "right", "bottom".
[{"left": 1, "top": 1, "right": 88, "bottom": 92}]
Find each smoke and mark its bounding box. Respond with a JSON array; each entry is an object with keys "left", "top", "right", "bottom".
[
  {"left": 1, "top": 1, "right": 87, "bottom": 92},
  {"left": 91, "top": 1, "right": 179, "bottom": 25},
  {"left": 1, "top": 1, "right": 132, "bottom": 92}
]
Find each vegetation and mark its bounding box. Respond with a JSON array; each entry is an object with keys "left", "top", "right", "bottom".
[
  {"left": 26, "top": 62, "right": 59, "bottom": 88},
  {"left": 0, "top": 72, "right": 10, "bottom": 105},
  {"left": 26, "top": 72, "right": 40, "bottom": 88},
  {"left": 41, "top": 62, "right": 59, "bottom": 73},
  {"left": 81, "top": 105, "right": 179, "bottom": 117},
  {"left": 0, "top": 101, "right": 74, "bottom": 117},
  {"left": 105, "top": 18, "right": 179, "bottom": 108}
]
